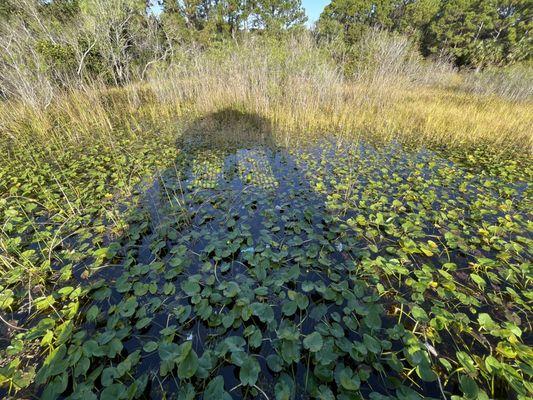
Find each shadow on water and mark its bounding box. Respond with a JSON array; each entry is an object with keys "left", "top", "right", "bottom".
[
  {"left": 112, "top": 109, "right": 358, "bottom": 398},
  {"left": 39, "top": 109, "right": 409, "bottom": 399},
  {"left": 35, "top": 110, "right": 318, "bottom": 398},
  {"left": 23, "top": 109, "right": 530, "bottom": 399}
]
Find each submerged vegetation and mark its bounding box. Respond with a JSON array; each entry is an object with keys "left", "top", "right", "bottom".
[{"left": 0, "top": 1, "right": 532, "bottom": 400}]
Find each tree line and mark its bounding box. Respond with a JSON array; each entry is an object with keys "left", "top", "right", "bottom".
[
  {"left": 0, "top": 0, "right": 308, "bottom": 92},
  {"left": 318, "top": 0, "right": 532, "bottom": 68},
  {"left": 0, "top": 0, "right": 531, "bottom": 100}
]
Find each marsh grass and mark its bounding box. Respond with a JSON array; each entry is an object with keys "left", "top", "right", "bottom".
[
  {"left": 461, "top": 63, "right": 533, "bottom": 102},
  {"left": 1, "top": 35, "right": 531, "bottom": 158},
  {"left": 2, "top": 82, "right": 530, "bottom": 157}
]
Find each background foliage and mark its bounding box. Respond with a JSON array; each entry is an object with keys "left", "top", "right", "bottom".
[
  {"left": 317, "top": 0, "right": 532, "bottom": 68},
  {"left": 0, "top": 0, "right": 531, "bottom": 103}
]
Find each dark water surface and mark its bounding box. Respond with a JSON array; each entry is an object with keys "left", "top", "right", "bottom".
[
  {"left": 2, "top": 113, "right": 531, "bottom": 399},
  {"left": 56, "top": 137, "right": 529, "bottom": 398}
]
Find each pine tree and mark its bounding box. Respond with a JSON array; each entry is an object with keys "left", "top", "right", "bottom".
[
  {"left": 426, "top": 0, "right": 532, "bottom": 67},
  {"left": 317, "top": 0, "right": 532, "bottom": 67},
  {"left": 317, "top": 0, "right": 398, "bottom": 44},
  {"left": 252, "top": 0, "right": 307, "bottom": 31}
]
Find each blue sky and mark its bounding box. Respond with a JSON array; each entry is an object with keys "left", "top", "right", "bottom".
[{"left": 302, "top": 0, "right": 330, "bottom": 26}]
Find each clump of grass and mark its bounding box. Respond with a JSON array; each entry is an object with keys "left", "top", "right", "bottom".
[
  {"left": 140, "top": 33, "right": 533, "bottom": 153},
  {"left": 460, "top": 62, "right": 533, "bottom": 102}
]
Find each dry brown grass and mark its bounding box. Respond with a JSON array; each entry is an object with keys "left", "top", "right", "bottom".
[{"left": 1, "top": 35, "right": 531, "bottom": 156}]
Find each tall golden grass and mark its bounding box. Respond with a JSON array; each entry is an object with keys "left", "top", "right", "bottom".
[{"left": 1, "top": 33, "right": 531, "bottom": 155}]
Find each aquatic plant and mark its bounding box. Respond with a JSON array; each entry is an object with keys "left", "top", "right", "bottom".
[{"left": 1, "top": 110, "right": 531, "bottom": 399}]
